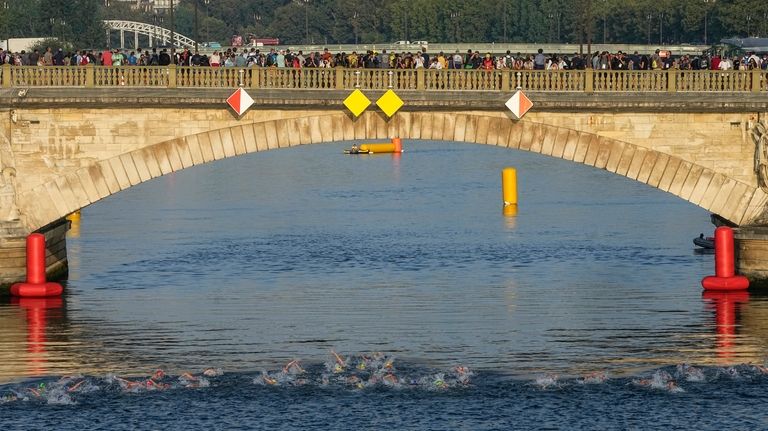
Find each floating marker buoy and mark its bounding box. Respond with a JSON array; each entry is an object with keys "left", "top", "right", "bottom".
[
  {"left": 360, "top": 143, "right": 398, "bottom": 154},
  {"left": 502, "top": 167, "right": 518, "bottom": 207},
  {"left": 701, "top": 227, "right": 749, "bottom": 291},
  {"left": 392, "top": 138, "right": 403, "bottom": 153},
  {"left": 10, "top": 234, "right": 63, "bottom": 298}
]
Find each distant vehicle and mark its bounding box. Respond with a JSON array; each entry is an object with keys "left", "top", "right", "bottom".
[
  {"left": 248, "top": 34, "right": 280, "bottom": 46},
  {"left": 412, "top": 40, "right": 428, "bottom": 46},
  {"left": 202, "top": 42, "right": 221, "bottom": 49},
  {"left": 393, "top": 40, "right": 410, "bottom": 45}
]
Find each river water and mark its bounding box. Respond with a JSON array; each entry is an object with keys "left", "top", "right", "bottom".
[{"left": 2, "top": 140, "right": 768, "bottom": 429}]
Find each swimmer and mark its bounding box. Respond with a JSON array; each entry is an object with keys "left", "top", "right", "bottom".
[
  {"left": 331, "top": 350, "right": 346, "bottom": 367},
  {"left": 676, "top": 364, "right": 705, "bottom": 382},
  {"left": 203, "top": 367, "right": 223, "bottom": 377},
  {"left": 151, "top": 369, "right": 166, "bottom": 381},
  {"left": 283, "top": 359, "right": 305, "bottom": 375},
  {"left": 114, "top": 376, "right": 143, "bottom": 391},
  {"left": 27, "top": 382, "right": 46, "bottom": 397},
  {"left": 66, "top": 380, "right": 87, "bottom": 393},
  {"left": 261, "top": 372, "right": 278, "bottom": 386},
  {"left": 382, "top": 357, "right": 395, "bottom": 371},
  {"left": 356, "top": 355, "right": 371, "bottom": 371},
  {"left": 382, "top": 373, "right": 399, "bottom": 386},
  {"left": 454, "top": 366, "right": 473, "bottom": 385},
  {"left": 534, "top": 374, "right": 559, "bottom": 389},
  {"left": 180, "top": 372, "right": 198, "bottom": 382},
  {"left": 578, "top": 371, "right": 607, "bottom": 384},
  {"left": 432, "top": 374, "right": 447, "bottom": 389}
]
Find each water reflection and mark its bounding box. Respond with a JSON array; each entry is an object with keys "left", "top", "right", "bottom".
[
  {"left": 702, "top": 291, "right": 750, "bottom": 363},
  {"left": 0, "top": 297, "right": 64, "bottom": 380},
  {"left": 502, "top": 204, "right": 518, "bottom": 229}
]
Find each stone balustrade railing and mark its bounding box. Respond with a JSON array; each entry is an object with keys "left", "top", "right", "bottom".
[{"left": 1, "top": 64, "right": 766, "bottom": 92}]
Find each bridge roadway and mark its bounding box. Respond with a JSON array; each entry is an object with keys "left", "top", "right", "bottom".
[{"left": 1, "top": 74, "right": 768, "bottom": 289}]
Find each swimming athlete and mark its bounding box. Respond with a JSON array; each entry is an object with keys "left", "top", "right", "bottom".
[
  {"left": 283, "top": 359, "right": 305, "bottom": 375},
  {"left": 330, "top": 350, "right": 347, "bottom": 373}
]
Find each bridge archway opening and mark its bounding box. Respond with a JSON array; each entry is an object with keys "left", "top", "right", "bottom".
[{"left": 18, "top": 112, "right": 762, "bottom": 232}]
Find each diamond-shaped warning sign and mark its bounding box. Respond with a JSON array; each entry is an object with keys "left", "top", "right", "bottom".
[
  {"left": 227, "top": 88, "right": 254, "bottom": 117},
  {"left": 376, "top": 89, "right": 404, "bottom": 118},
  {"left": 343, "top": 89, "right": 371, "bottom": 117},
  {"left": 505, "top": 89, "right": 533, "bottom": 120}
]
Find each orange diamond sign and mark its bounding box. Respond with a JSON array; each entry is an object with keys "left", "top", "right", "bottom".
[
  {"left": 227, "top": 88, "right": 254, "bottom": 117},
  {"left": 505, "top": 90, "right": 533, "bottom": 120}
]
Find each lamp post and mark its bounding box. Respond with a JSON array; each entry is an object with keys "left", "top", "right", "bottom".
[
  {"left": 194, "top": 0, "right": 199, "bottom": 51},
  {"left": 204, "top": 0, "right": 210, "bottom": 43},
  {"left": 659, "top": 12, "right": 664, "bottom": 45},
  {"left": 547, "top": 12, "right": 561, "bottom": 43},
  {"left": 746, "top": 15, "right": 751, "bottom": 37},
  {"left": 301, "top": 0, "right": 310, "bottom": 45},
  {"left": 502, "top": 1, "right": 507, "bottom": 42},
  {"left": 450, "top": 11, "right": 461, "bottom": 43},
  {"left": 704, "top": 0, "right": 715, "bottom": 45},
  {"left": 1, "top": 1, "right": 8, "bottom": 51},
  {"left": 352, "top": 11, "right": 359, "bottom": 44},
  {"left": 602, "top": 0, "right": 607, "bottom": 44},
  {"left": 152, "top": 13, "right": 157, "bottom": 47},
  {"left": 170, "top": 0, "right": 175, "bottom": 53},
  {"left": 646, "top": 13, "right": 652, "bottom": 45}
]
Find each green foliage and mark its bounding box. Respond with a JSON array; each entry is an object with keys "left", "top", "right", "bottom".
[
  {"left": 3, "top": 0, "right": 768, "bottom": 49},
  {"left": 28, "top": 38, "right": 73, "bottom": 53}
]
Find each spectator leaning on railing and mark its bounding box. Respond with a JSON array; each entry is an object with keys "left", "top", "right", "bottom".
[{"left": 0, "top": 45, "right": 765, "bottom": 72}]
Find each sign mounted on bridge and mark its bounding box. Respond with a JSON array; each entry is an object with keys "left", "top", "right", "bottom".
[
  {"left": 376, "top": 90, "right": 404, "bottom": 118},
  {"left": 227, "top": 88, "right": 254, "bottom": 117},
  {"left": 343, "top": 89, "right": 371, "bottom": 118},
  {"left": 505, "top": 90, "right": 533, "bottom": 120}
]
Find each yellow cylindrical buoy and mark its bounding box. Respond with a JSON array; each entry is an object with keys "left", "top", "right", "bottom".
[
  {"left": 392, "top": 137, "right": 403, "bottom": 153},
  {"left": 502, "top": 167, "right": 518, "bottom": 206},
  {"left": 503, "top": 204, "right": 518, "bottom": 217},
  {"left": 360, "top": 143, "right": 397, "bottom": 154},
  {"left": 66, "top": 210, "right": 81, "bottom": 222}
]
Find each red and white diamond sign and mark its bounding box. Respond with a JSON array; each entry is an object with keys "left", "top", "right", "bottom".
[
  {"left": 505, "top": 89, "right": 533, "bottom": 120},
  {"left": 226, "top": 88, "right": 254, "bottom": 116}
]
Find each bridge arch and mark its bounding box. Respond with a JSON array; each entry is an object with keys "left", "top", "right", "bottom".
[
  {"left": 17, "top": 111, "right": 765, "bottom": 231},
  {"left": 103, "top": 20, "right": 196, "bottom": 49}
]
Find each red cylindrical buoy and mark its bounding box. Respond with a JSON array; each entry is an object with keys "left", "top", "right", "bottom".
[
  {"left": 714, "top": 226, "right": 735, "bottom": 278},
  {"left": 25, "top": 233, "right": 47, "bottom": 285},
  {"left": 10, "top": 233, "right": 63, "bottom": 298},
  {"left": 701, "top": 226, "right": 749, "bottom": 291}
]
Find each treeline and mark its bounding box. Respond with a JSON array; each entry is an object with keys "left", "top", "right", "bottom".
[{"left": 2, "top": 0, "right": 767, "bottom": 48}]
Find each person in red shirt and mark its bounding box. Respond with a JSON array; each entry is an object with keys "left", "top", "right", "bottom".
[
  {"left": 102, "top": 49, "right": 113, "bottom": 66},
  {"left": 710, "top": 55, "right": 721, "bottom": 70}
]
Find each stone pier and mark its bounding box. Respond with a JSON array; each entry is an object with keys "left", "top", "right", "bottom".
[{"left": 0, "top": 218, "right": 69, "bottom": 294}]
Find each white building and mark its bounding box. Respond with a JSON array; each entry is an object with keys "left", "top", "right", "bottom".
[{"left": 110, "top": 0, "right": 176, "bottom": 12}]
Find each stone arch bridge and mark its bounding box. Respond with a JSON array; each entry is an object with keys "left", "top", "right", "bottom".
[{"left": 1, "top": 87, "right": 768, "bottom": 287}]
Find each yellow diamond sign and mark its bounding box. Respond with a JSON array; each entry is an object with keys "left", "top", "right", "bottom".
[
  {"left": 343, "top": 89, "right": 371, "bottom": 117},
  {"left": 376, "top": 90, "right": 404, "bottom": 118}
]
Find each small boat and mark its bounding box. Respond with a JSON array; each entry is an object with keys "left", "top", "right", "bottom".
[
  {"left": 693, "top": 233, "right": 714, "bottom": 249},
  {"left": 343, "top": 148, "right": 371, "bottom": 154}
]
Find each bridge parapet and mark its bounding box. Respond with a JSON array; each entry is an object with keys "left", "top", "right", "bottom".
[{"left": 1, "top": 65, "right": 766, "bottom": 93}]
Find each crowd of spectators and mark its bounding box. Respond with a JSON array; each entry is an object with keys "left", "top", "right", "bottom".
[{"left": 0, "top": 45, "right": 765, "bottom": 71}]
